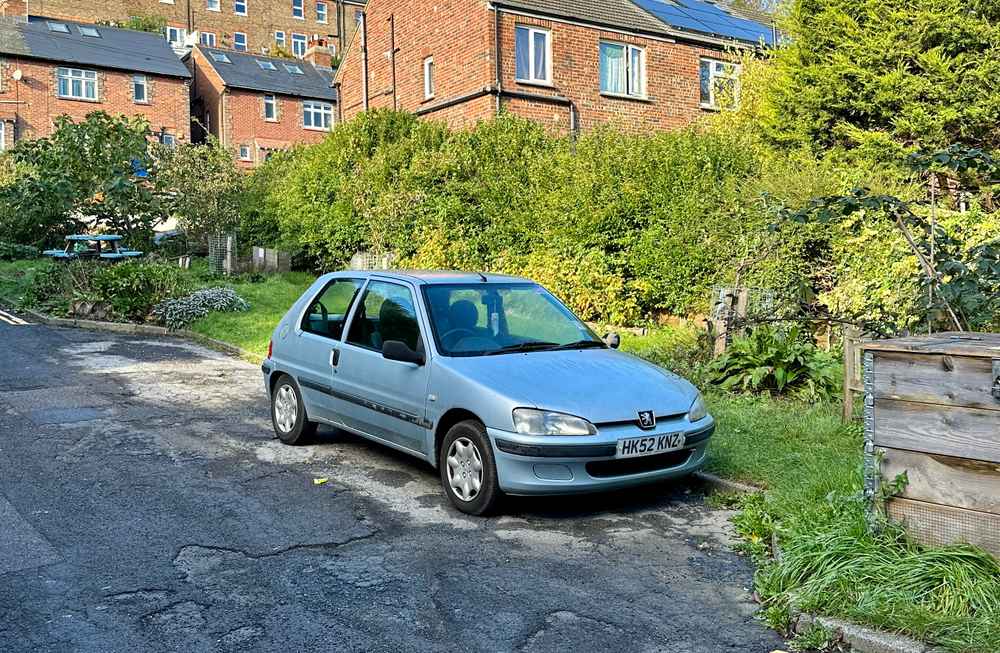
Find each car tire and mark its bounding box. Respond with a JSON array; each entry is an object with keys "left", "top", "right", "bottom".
[
  {"left": 439, "top": 420, "right": 501, "bottom": 516},
  {"left": 270, "top": 375, "right": 317, "bottom": 445}
]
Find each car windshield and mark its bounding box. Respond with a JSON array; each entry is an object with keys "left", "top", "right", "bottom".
[{"left": 422, "top": 283, "right": 604, "bottom": 356}]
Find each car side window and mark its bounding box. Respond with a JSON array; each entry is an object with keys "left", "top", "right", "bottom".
[
  {"left": 301, "top": 278, "right": 364, "bottom": 340},
  {"left": 346, "top": 281, "right": 422, "bottom": 352}
]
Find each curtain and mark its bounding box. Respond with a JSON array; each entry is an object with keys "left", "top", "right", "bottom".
[
  {"left": 515, "top": 27, "right": 530, "bottom": 79},
  {"left": 600, "top": 43, "right": 625, "bottom": 94},
  {"left": 533, "top": 30, "right": 547, "bottom": 80},
  {"left": 629, "top": 47, "right": 643, "bottom": 96}
]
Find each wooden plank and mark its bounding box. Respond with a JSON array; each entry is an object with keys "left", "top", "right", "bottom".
[
  {"left": 864, "top": 332, "right": 1000, "bottom": 358},
  {"left": 873, "top": 399, "right": 1000, "bottom": 464},
  {"left": 881, "top": 448, "right": 1000, "bottom": 514},
  {"left": 872, "top": 351, "right": 999, "bottom": 411},
  {"left": 887, "top": 497, "right": 1000, "bottom": 558}
]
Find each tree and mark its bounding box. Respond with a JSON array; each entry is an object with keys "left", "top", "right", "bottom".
[
  {"left": 154, "top": 137, "right": 244, "bottom": 242},
  {"left": 98, "top": 14, "right": 168, "bottom": 34},
  {"left": 761, "top": 0, "right": 1000, "bottom": 158}
]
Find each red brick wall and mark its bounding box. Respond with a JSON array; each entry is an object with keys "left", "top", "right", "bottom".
[
  {"left": 26, "top": 0, "right": 359, "bottom": 57},
  {"left": 188, "top": 47, "right": 330, "bottom": 168},
  {"left": 338, "top": 0, "right": 494, "bottom": 121},
  {"left": 338, "top": 1, "right": 737, "bottom": 133},
  {"left": 0, "top": 57, "right": 190, "bottom": 143}
]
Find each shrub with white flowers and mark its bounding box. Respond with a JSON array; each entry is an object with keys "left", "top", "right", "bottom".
[{"left": 153, "top": 287, "right": 249, "bottom": 330}]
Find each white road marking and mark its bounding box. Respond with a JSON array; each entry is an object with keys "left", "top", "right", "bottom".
[{"left": 0, "top": 308, "right": 29, "bottom": 325}]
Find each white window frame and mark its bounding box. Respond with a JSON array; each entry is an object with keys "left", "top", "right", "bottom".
[
  {"left": 292, "top": 0, "right": 304, "bottom": 19},
  {"left": 302, "top": 100, "right": 332, "bottom": 131},
  {"left": 201, "top": 31, "right": 217, "bottom": 46},
  {"left": 238, "top": 144, "right": 252, "bottom": 161},
  {"left": 291, "top": 32, "right": 307, "bottom": 58},
  {"left": 699, "top": 58, "right": 741, "bottom": 110},
  {"left": 234, "top": 0, "right": 247, "bottom": 16},
  {"left": 274, "top": 30, "right": 286, "bottom": 47},
  {"left": 207, "top": 0, "right": 220, "bottom": 10},
  {"left": 0, "top": 122, "right": 7, "bottom": 151},
  {"left": 56, "top": 67, "right": 98, "bottom": 101},
  {"left": 160, "top": 133, "right": 177, "bottom": 147},
  {"left": 316, "top": 1, "right": 327, "bottom": 23},
  {"left": 133, "top": 74, "right": 149, "bottom": 104},
  {"left": 514, "top": 25, "right": 551, "bottom": 85},
  {"left": 264, "top": 94, "right": 278, "bottom": 121},
  {"left": 599, "top": 41, "right": 646, "bottom": 99},
  {"left": 234, "top": 31, "right": 247, "bottom": 51},
  {"left": 164, "top": 25, "right": 187, "bottom": 46},
  {"left": 423, "top": 56, "right": 434, "bottom": 100}
]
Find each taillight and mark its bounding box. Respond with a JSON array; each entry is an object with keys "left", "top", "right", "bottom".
[{"left": 267, "top": 339, "right": 273, "bottom": 359}]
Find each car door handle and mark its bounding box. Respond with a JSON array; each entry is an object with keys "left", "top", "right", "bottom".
[{"left": 330, "top": 348, "right": 340, "bottom": 367}]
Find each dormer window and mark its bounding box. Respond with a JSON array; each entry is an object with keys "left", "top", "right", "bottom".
[{"left": 47, "top": 22, "right": 70, "bottom": 33}]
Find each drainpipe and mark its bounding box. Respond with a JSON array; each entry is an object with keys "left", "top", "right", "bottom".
[
  {"left": 493, "top": 4, "right": 502, "bottom": 114},
  {"left": 360, "top": 11, "right": 369, "bottom": 111},
  {"left": 388, "top": 13, "right": 397, "bottom": 110}
]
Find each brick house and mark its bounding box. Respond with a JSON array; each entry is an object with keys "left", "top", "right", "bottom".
[
  {"left": 334, "top": 0, "right": 773, "bottom": 134},
  {"left": 0, "top": 16, "right": 191, "bottom": 149},
  {"left": 187, "top": 43, "right": 336, "bottom": 167},
  {"left": 1, "top": 0, "right": 366, "bottom": 61}
]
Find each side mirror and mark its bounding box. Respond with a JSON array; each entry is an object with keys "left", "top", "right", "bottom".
[
  {"left": 604, "top": 332, "right": 621, "bottom": 349},
  {"left": 383, "top": 340, "right": 425, "bottom": 366}
]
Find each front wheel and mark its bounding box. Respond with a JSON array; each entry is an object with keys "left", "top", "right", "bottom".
[
  {"left": 271, "top": 376, "right": 317, "bottom": 445},
  {"left": 439, "top": 420, "right": 501, "bottom": 516}
]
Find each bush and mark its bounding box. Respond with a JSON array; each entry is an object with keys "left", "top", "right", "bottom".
[
  {"left": 709, "top": 326, "right": 841, "bottom": 400},
  {"left": 0, "top": 241, "right": 40, "bottom": 261},
  {"left": 619, "top": 325, "right": 712, "bottom": 385},
  {"left": 152, "top": 287, "right": 250, "bottom": 330},
  {"left": 87, "top": 262, "right": 189, "bottom": 321},
  {"left": 20, "top": 263, "right": 66, "bottom": 311}
]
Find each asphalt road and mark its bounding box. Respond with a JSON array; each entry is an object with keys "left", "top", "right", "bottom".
[{"left": 0, "top": 318, "right": 786, "bottom": 652}]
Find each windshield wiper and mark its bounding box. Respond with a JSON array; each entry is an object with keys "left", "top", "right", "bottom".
[
  {"left": 550, "top": 339, "right": 607, "bottom": 351},
  {"left": 482, "top": 341, "right": 558, "bottom": 355}
]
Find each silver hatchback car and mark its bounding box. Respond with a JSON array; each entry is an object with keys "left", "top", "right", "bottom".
[{"left": 262, "top": 271, "right": 714, "bottom": 515}]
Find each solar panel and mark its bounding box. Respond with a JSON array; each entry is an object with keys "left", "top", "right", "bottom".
[{"left": 629, "top": 0, "right": 773, "bottom": 45}]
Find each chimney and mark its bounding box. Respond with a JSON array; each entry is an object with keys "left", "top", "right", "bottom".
[
  {"left": 304, "top": 36, "right": 335, "bottom": 69},
  {"left": 0, "top": 0, "right": 27, "bottom": 19}
]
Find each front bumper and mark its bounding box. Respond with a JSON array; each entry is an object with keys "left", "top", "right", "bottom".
[{"left": 487, "top": 417, "right": 714, "bottom": 495}]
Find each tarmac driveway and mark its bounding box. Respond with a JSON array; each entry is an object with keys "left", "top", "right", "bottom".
[{"left": 0, "top": 318, "right": 785, "bottom": 652}]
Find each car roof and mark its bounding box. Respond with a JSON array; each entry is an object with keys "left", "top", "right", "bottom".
[{"left": 328, "top": 270, "right": 535, "bottom": 285}]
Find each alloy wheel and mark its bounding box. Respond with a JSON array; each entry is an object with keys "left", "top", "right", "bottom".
[{"left": 274, "top": 385, "right": 298, "bottom": 433}]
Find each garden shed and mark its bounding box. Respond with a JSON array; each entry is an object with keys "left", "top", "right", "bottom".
[{"left": 863, "top": 333, "right": 1000, "bottom": 558}]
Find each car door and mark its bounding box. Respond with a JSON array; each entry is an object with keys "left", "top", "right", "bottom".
[
  {"left": 333, "top": 279, "right": 431, "bottom": 454},
  {"left": 288, "top": 276, "right": 365, "bottom": 423}
]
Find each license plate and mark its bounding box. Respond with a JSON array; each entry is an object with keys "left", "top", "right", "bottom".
[{"left": 616, "top": 433, "right": 685, "bottom": 459}]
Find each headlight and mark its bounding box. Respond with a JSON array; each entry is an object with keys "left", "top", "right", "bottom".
[
  {"left": 512, "top": 408, "right": 597, "bottom": 436},
  {"left": 688, "top": 395, "right": 708, "bottom": 422}
]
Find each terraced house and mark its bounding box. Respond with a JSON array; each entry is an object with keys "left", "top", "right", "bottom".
[
  {"left": 187, "top": 43, "right": 336, "bottom": 167},
  {"left": 1, "top": 0, "right": 366, "bottom": 59},
  {"left": 0, "top": 16, "right": 191, "bottom": 149},
  {"left": 335, "top": 0, "right": 773, "bottom": 134}
]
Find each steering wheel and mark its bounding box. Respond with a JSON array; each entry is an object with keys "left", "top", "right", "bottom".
[{"left": 441, "top": 328, "right": 476, "bottom": 348}]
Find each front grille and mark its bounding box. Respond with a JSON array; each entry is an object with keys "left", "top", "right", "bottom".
[
  {"left": 585, "top": 450, "right": 692, "bottom": 478},
  {"left": 594, "top": 411, "right": 687, "bottom": 430}
]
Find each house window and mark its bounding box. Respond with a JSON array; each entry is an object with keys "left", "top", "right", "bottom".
[
  {"left": 234, "top": 32, "right": 247, "bottom": 51},
  {"left": 514, "top": 25, "right": 550, "bottom": 84},
  {"left": 133, "top": 75, "right": 149, "bottom": 103},
  {"left": 292, "top": 0, "right": 304, "bottom": 19},
  {"left": 47, "top": 21, "right": 70, "bottom": 33},
  {"left": 284, "top": 63, "right": 304, "bottom": 74},
  {"left": 238, "top": 144, "right": 252, "bottom": 161},
  {"left": 201, "top": 31, "right": 216, "bottom": 46},
  {"left": 160, "top": 133, "right": 177, "bottom": 147},
  {"left": 423, "top": 56, "right": 434, "bottom": 100},
  {"left": 210, "top": 51, "right": 232, "bottom": 63},
  {"left": 699, "top": 58, "right": 740, "bottom": 110},
  {"left": 0, "top": 122, "right": 6, "bottom": 151},
  {"left": 56, "top": 68, "right": 98, "bottom": 101},
  {"left": 234, "top": 0, "right": 247, "bottom": 16},
  {"left": 599, "top": 42, "right": 645, "bottom": 98},
  {"left": 79, "top": 26, "right": 101, "bottom": 38},
  {"left": 274, "top": 31, "right": 286, "bottom": 48},
  {"left": 264, "top": 94, "right": 278, "bottom": 120},
  {"left": 302, "top": 100, "right": 332, "bottom": 130},
  {"left": 207, "top": 0, "right": 220, "bottom": 10},
  {"left": 316, "top": 1, "right": 327, "bottom": 23},
  {"left": 355, "top": 9, "right": 363, "bottom": 23},
  {"left": 257, "top": 59, "right": 277, "bottom": 71},
  {"left": 164, "top": 26, "right": 187, "bottom": 46},
  {"left": 291, "top": 33, "right": 307, "bottom": 57}
]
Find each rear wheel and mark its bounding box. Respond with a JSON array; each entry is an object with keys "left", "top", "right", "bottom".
[
  {"left": 439, "top": 420, "right": 501, "bottom": 515},
  {"left": 270, "top": 376, "right": 317, "bottom": 445}
]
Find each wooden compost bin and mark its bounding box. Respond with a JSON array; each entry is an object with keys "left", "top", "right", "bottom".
[{"left": 863, "top": 333, "right": 1000, "bottom": 558}]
